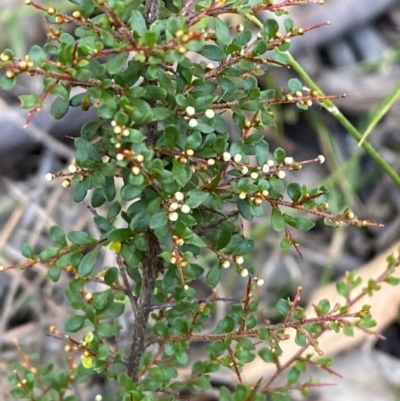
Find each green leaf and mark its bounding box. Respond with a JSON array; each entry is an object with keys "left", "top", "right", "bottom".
[
  {"left": 287, "top": 183, "right": 302, "bottom": 202},
  {"left": 215, "top": 18, "right": 230, "bottom": 45},
  {"left": 78, "top": 245, "right": 101, "bottom": 277},
  {"left": 258, "top": 347, "right": 274, "bottom": 363},
  {"left": 64, "top": 315, "right": 86, "bottom": 332},
  {"left": 273, "top": 147, "right": 286, "bottom": 164},
  {"left": 288, "top": 78, "right": 302, "bottom": 94},
  {"left": 271, "top": 208, "right": 285, "bottom": 232},
  {"left": 28, "top": 44, "right": 46, "bottom": 63},
  {"left": 295, "top": 331, "right": 306, "bottom": 346},
  {"left": 255, "top": 140, "right": 269, "bottom": 166},
  {"left": 129, "top": 10, "right": 147, "bottom": 36},
  {"left": 263, "top": 19, "right": 279, "bottom": 39},
  {"left": 96, "top": 322, "right": 121, "bottom": 338},
  {"left": 149, "top": 211, "right": 168, "bottom": 230},
  {"left": 336, "top": 280, "right": 349, "bottom": 298},
  {"left": 19, "top": 94, "right": 39, "bottom": 109},
  {"left": 276, "top": 299, "right": 289, "bottom": 316},
  {"left": 50, "top": 96, "right": 70, "bottom": 119},
  {"left": 200, "top": 45, "right": 226, "bottom": 61},
  {"left": 212, "top": 222, "right": 232, "bottom": 250},
  {"left": 206, "top": 264, "right": 221, "bottom": 287},
  {"left": 50, "top": 225, "right": 67, "bottom": 246},
  {"left": 107, "top": 228, "right": 134, "bottom": 241},
  {"left": 68, "top": 231, "right": 96, "bottom": 245},
  {"left": 317, "top": 299, "right": 330, "bottom": 314},
  {"left": 107, "top": 52, "right": 129, "bottom": 75}
]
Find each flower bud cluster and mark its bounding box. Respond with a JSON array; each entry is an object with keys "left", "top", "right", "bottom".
[
  {"left": 183, "top": 106, "right": 215, "bottom": 129},
  {"left": 168, "top": 191, "right": 191, "bottom": 221}
]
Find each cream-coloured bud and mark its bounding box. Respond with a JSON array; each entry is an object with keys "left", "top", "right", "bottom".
[
  {"left": 295, "top": 91, "right": 302, "bottom": 97},
  {"left": 45, "top": 173, "right": 54, "bottom": 182},
  {"left": 261, "top": 190, "right": 269, "bottom": 197},
  {"left": 277, "top": 170, "right": 286, "bottom": 179},
  {"left": 136, "top": 154, "right": 144, "bottom": 163},
  {"left": 174, "top": 191, "right": 184, "bottom": 201},
  {"left": 233, "top": 154, "right": 242, "bottom": 163},
  {"left": 111, "top": 120, "right": 117, "bottom": 127},
  {"left": 84, "top": 293, "right": 93, "bottom": 301},
  {"left": 240, "top": 268, "right": 249, "bottom": 277},
  {"left": 241, "top": 166, "right": 249, "bottom": 175},
  {"left": 181, "top": 204, "right": 191, "bottom": 214},
  {"left": 131, "top": 166, "right": 140, "bottom": 175},
  {"left": 185, "top": 106, "right": 195, "bottom": 116},
  {"left": 239, "top": 191, "right": 247, "bottom": 200},
  {"left": 169, "top": 202, "right": 179, "bottom": 211},
  {"left": 222, "top": 152, "right": 232, "bottom": 162},
  {"left": 113, "top": 125, "right": 122, "bottom": 134},
  {"left": 61, "top": 179, "right": 71, "bottom": 188},
  {"left": 250, "top": 172, "right": 259, "bottom": 180},
  {"left": 122, "top": 128, "right": 130, "bottom": 136},
  {"left": 95, "top": 395, "right": 103, "bottom": 401},
  {"left": 186, "top": 149, "right": 194, "bottom": 156},
  {"left": 235, "top": 256, "right": 244, "bottom": 265},
  {"left": 256, "top": 278, "right": 264, "bottom": 286},
  {"left": 267, "top": 160, "right": 275, "bottom": 167},
  {"left": 188, "top": 118, "right": 198, "bottom": 128},
  {"left": 206, "top": 63, "right": 215, "bottom": 70},
  {"left": 207, "top": 158, "right": 215, "bottom": 166},
  {"left": 170, "top": 256, "right": 177, "bottom": 264},
  {"left": 284, "top": 157, "right": 294, "bottom": 165},
  {"left": 205, "top": 109, "right": 215, "bottom": 119},
  {"left": 68, "top": 164, "right": 78, "bottom": 173},
  {"left": 72, "top": 11, "right": 81, "bottom": 19},
  {"left": 262, "top": 164, "right": 270, "bottom": 174},
  {"left": 254, "top": 198, "right": 262, "bottom": 205},
  {"left": 168, "top": 212, "right": 179, "bottom": 222},
  {"left": 184, "top": 284, "right": 189, "bottom": 290},
  {"left": 116, "top": 153, "right": 124, "bottom": 161},
  {"left": 317, "top": 155, "right": 325, "bottom": 164},
  {"left": 222, "top": 260, "right": 230, "bottom": 269}
]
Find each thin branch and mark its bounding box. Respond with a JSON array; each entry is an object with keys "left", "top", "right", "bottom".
[{"left": 117, "top": 254, "right": 138, "bottom": 313}]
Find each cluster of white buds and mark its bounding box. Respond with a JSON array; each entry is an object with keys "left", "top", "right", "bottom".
[
  {"left": 111, "top": 120, "right": 130, "bottom": 137},
  {"left": 168, "top": 191, "right": 191, "bottom": 221}
]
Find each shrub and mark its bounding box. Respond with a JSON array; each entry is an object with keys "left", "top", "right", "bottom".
[{"left": 1, "top": 0, "right": 399, "bottom": 400}]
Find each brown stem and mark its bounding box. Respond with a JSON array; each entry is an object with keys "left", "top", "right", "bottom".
[{"left": 127, "top": 231, "right": 162, "bottom": 381}]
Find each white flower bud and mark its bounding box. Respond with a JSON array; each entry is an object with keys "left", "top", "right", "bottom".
[
  {"left": 185, "top": 106, "right": 196, "bottom": 116},
  {"left": 267, "top": 160, "right": 275, "bottom": 167},
  {"left": 136, "top": 154, "right": 144, "bottom": 163},
  {"left": 45, "top": 173, "right": 54, "bottom": 182},
  {"left": 174, "top": 191, "right": 184, "bottom": 201},
  {"left": 240, "top": 268, "right": 249, "bottom": 277},
  {"left": 261, "top": 190, "right": 269, "bottom": 197},
  {"left": 250, "top": 172, "right": 259, "bottom": 180},
  {"left": 222, "top": 260, "right": 230, "bottom": 268},
  {"left": 131, "top": 166, "right": 140, "bottom": 175},
  {"left": 188, "top": 118, "right": 198, "bottom": 128},
  {"left": 181, "top": 204, "right": 191, "bottom": 214},
  {"left": 205, "top": 109, "right": 215, "bottom": 119},
  {"left": 116, "top": 154, "right": 124, "bottom": 161},
  {"left": 262, "top": 164, "right": 270, "bottom": 174},
  {"left": 239, "top": 191, "right": 247, "bottom": 200},
  {"left": 233, "top": 154, "right": 242, "bottom": 163},
  {"left": 222, "top": 152, "right": 232, "bottom": 162},
  {"left": 277, "top": 170, "right": 286, "bottom": 179},
  {"left": 61, "top": 179, "right": 71, "bottom": 188},
  {"left": 207, "top": 158, "right": 215, "bottom": 166},
  {"left": 186, "top": 149, "right": 194, "bottom": 156},
  {"left": 169, "top": 202, "right": 179, "bottom": 211},
  {"left": 235, "top": 256, "right": 244, "bottom": 265},
  {"left": 317, "top": 155, "right": 325, "bottom": 164},
  {"left": 241, "top": 166, "right": 249, "bottom": 175},
  {"left": 68, "top": 164, "right": 78, "bottom": 173},
  {"left": 168, "top": 212, "right": 179, "bottom": 222},
  {"left": 256, "top": 278, "right": 264, "bottom": 286},
  {"left": 284, "top": 157, "right": 294, "bottom": 165}
]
